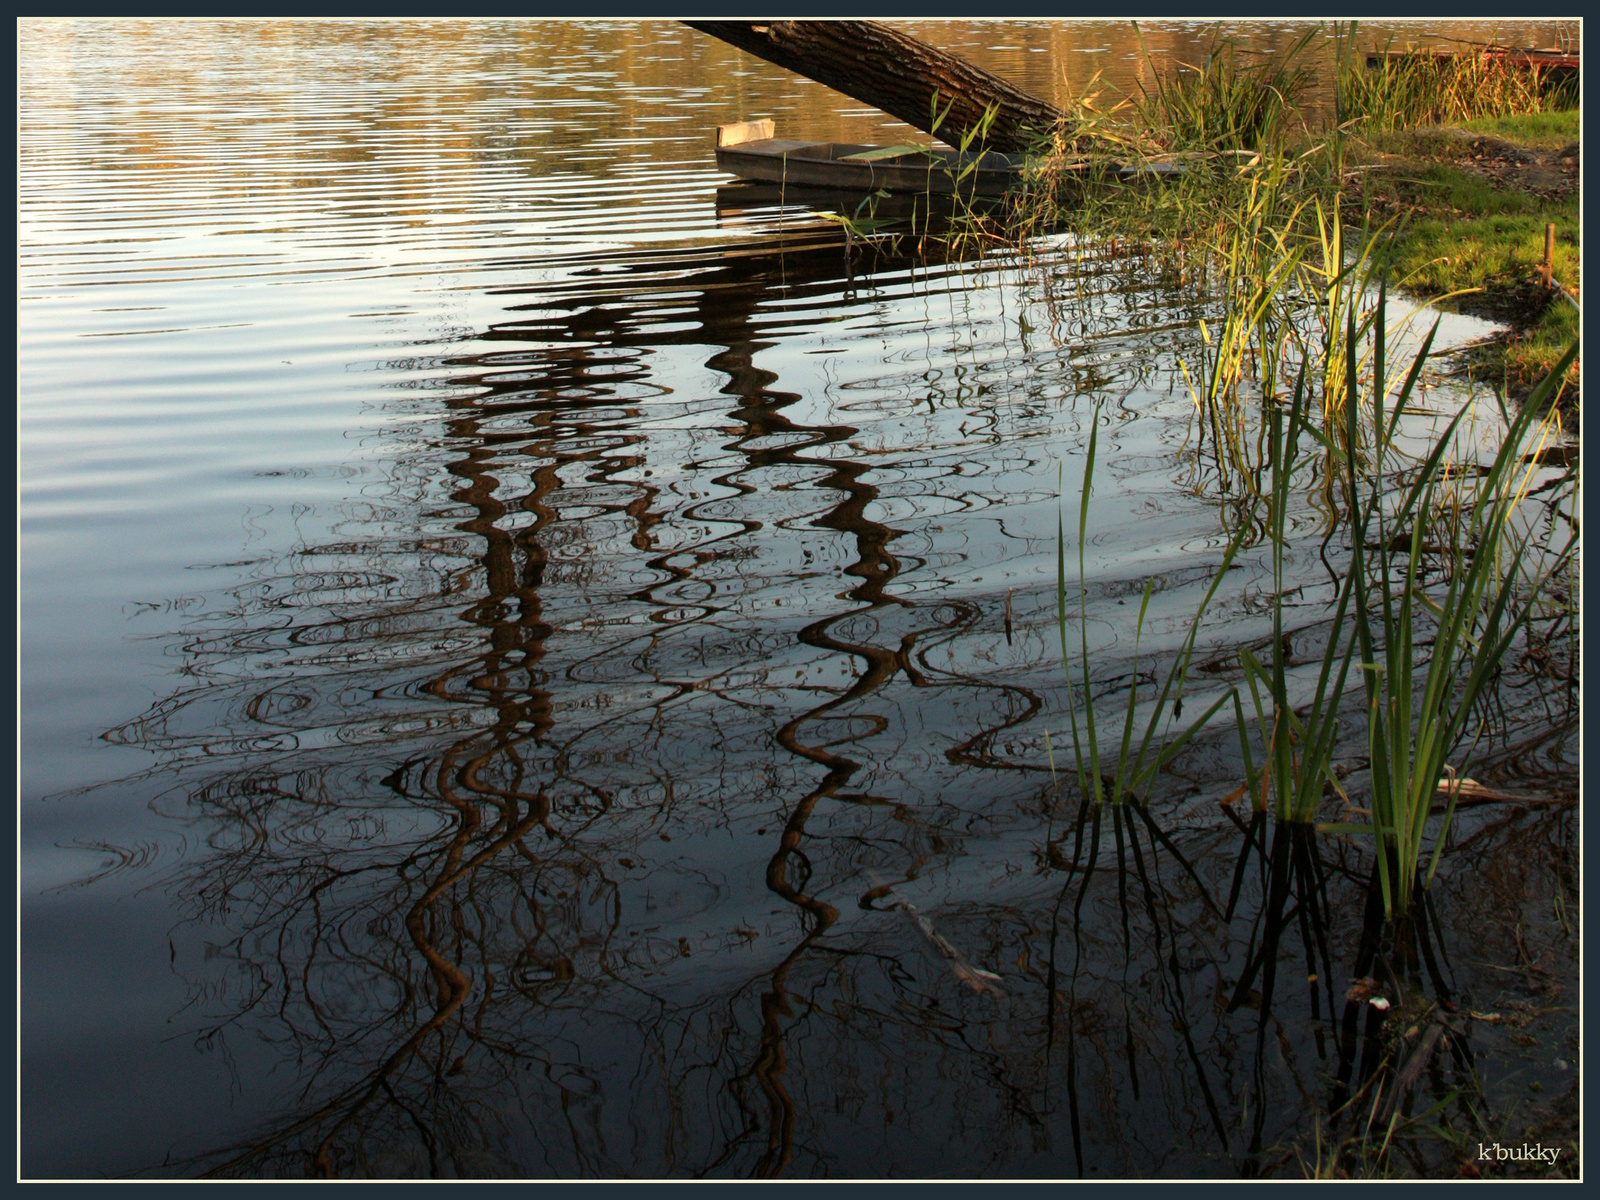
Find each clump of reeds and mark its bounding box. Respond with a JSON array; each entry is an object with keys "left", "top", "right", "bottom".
[
  {"left": 915, "top": 30, "right": 1581, "bottom": 884},
  {"left": 1136, "top": 26, "right": 1320, "bottom": 156},
  {"left": 998, "top": 28, "right": 1339, "bottom": 274},
  {"left": 1055, "top": 214, "right": 1577, "bottom": 923},
  {"left": 1336, "top": 30, "right": 1580, "bottom": 132},
  {"left": 1332, "top": 288, "right": 1577, "bottom": 918}
]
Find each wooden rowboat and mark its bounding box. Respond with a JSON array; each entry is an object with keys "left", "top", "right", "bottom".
[
  {"left": 713, "top": 118, "right": 1023, "bottom": 196},
  {"left": 712, "top": 119, "right": 1180, "bottom": 196}
]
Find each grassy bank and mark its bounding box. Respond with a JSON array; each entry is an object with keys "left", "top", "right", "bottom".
[
  {"left": 998, "top": 30, "right": 1580, "bottom": 410},
  {"left": 1356, "top": 109, "right": 1579, "bottom": 399},
  {"left": 1336, "top": 41, "right": 1580, "bottom": 402}
]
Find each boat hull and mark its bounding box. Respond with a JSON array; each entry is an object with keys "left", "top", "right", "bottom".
[{"left": 714, "top": 138, "right": 1025, "bottom": 197}]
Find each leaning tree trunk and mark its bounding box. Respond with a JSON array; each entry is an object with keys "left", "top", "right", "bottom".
[{"left": 685, "top": 20, "right": 1069, "bottom": 154}]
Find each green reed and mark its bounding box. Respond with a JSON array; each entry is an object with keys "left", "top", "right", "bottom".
[
  {"left": 1337, "top": 27, "right": 1580, "bottom": 133},
  {"left": 1119, "top": 212, "right": 1576, "bottom": 881},
  {"left": 1326, "top": 286, "right": 1578, "bottom": 918},
  {"left": 1232, "top": 369, "right": 1361, "bottom": 823},
  {"left": 1204, "top": 242, "right": 1575, "bottom": 845},
  {"left": 1164, "top": 212, "right": 1378, "bottom": 821},
  {"left": 1056, "top": 404, "right": 1242, "bottom": 806},
  {"left": 1135, "top": 26, "right": 1320, "bottom": 156}
]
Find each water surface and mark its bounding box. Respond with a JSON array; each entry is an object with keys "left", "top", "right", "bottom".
[{"left": 20, "top": 19, "right": 1579, "bottom": 1179}]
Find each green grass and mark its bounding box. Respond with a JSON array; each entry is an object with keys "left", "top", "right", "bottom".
[
  {"left": 1355, "top": 167, "right": 1578, "bottom": 393},
  {"left": 1366, "top": 185, "right": 1577, "bottom": 296},
  {"left": 1516, "top": 292, "right": 1581, "bottom": 382},
  {"left": 1459, "top": 109, "right": 1580, "bottom": 150}
]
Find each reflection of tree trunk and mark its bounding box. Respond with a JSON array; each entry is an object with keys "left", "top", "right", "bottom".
[
  {"left": 686, "top": 21, "right": 1067, "bottom": 153},
  {"left": 174, "top": 237, "right": 1046, "bottom": 1177}
]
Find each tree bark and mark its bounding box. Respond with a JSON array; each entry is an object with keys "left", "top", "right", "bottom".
[{"left": 685, "top": 20, "right": 1068, "bottom": 155}]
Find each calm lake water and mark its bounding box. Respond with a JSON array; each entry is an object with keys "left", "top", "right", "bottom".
[{"left": 20, "top": 20, "right": 1578, "bottom": 1179}]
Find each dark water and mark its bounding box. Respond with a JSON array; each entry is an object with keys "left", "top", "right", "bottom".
[{"left": 19, "top": 20, "right": 1579, "bottom": 1179}]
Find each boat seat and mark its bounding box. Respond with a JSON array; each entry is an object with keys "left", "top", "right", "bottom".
[{"left": 838, "top": 144, "right": 929, "bottom": 163}]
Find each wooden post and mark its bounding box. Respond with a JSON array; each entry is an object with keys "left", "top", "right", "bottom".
[
  {"left": 1541, "top": 222, "right": 1556, "bottom": 289},
  {"left": 685, "top": 21, "right": 1069, "bottom": 154}
]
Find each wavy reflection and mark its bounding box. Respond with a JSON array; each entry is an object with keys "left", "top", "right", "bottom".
[{"left": 84, "top": 227, "right": 1577, "bottom": 1180}]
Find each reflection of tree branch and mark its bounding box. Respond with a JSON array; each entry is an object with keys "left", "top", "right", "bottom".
[
  {"left": 300, "top": 800, "right": 544, "bottom": 1177},
  {"left": 74, "top": 227, "right": 1550, "bottom": 1178}
]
